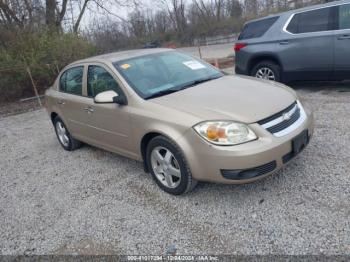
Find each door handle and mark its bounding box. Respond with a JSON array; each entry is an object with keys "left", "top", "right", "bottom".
[
  {"left": 57, "top": 100, "right": 65, "bottom": 105},
  {"left": 279, "top": 40, "right": 289, "bottom": 45},
  {"left": 338, "top": 35, "right": 350, "bottom": 40},
  {"left": 84, "top": 107, "right": 94, "bottom": 113}
]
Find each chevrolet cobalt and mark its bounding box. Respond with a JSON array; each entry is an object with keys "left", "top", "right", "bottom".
[{"left": 45, "top": 49, "right": 314, "bottom": 195}]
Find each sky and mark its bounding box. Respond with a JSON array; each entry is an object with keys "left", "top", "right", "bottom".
[{"left": 78, "top": 0, "right": 166, "bottom": 30}]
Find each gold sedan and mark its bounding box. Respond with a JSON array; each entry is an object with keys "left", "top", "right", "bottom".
[{"left": 45, "top": 49, "right": 314, "bottom": 195}]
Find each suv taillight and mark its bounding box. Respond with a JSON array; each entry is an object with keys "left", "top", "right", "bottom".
[{"left": 234, "top": 43, "right": 247, "bottom": 52}]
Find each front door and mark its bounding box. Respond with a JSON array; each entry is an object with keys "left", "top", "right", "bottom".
[
  {"left": 334, "top": 3, "right": 350, "bottom": 80},
  {"left": 81, "top": 64, "right": 134, "bottom": 158}
]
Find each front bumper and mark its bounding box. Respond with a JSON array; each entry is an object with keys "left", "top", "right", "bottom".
[{"left": 176, "top": 106, "right": 314, "bottom": 184}]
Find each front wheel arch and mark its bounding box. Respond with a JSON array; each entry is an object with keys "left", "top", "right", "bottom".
[
  {"left": 140, "top": 132, "right": 163, "bottom": 172},
  {"left": 140, "top": 128, "right": 189, "bottom": 172},
  {"left": 145, "top": 135, "right": 197, "bottom": 195}
]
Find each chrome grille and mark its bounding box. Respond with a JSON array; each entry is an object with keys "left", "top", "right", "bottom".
[
  {"left": 258, "top": 101, "right": 305, "bottom": 137},
  {"left": 266, "top": 107, "right": 300, "bottom": 133}
]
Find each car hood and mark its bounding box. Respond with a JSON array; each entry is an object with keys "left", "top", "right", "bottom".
[{"left": 150, "top": 75, "right": 296, "bottom": 124}]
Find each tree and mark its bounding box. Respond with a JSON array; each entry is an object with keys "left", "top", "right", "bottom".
[{"left": 225, "top": 0, "right": 243, "bottom": 18}]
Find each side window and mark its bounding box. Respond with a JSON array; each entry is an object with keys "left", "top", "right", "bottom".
[
  {"left": 287, "top": 7, "right": 333, "bottom": 34},
  {"left": 59, "top": 66, "right": 84, "bottom": 95},
  {"left": 238, "top": 16, "right": 279, "bottom": 40},
  {"left": 87, "top": 66, "right": 122, "bottom": 97},
  {"left": 339, "top": 4, "right": 350, "bottom": 30},
  {"left": 59, "top": 71, "right": 67, "bottom": 92}
]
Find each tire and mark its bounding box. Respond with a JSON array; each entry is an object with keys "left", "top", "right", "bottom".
[
  {"left": 251, "top": 60, "right": 281, "bottom": 82},
  {"left": 146, "top": 136, "right": 197, "bottom": 195},
  {"left": 53, "top": 116, "right": 82, "bottom": 151}
]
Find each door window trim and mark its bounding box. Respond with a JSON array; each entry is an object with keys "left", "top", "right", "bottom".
[
  {"left": 86, "top": 63, "right": 128, "bottom": 101},
  {"left": 283, "top": 2, "right": 346, "bottom": 35},
  {"left": 58, "top": 65, "right": 87, "bottom": 97}
]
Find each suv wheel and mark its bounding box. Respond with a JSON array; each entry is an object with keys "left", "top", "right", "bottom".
[
  {"left": 251, "top": 60, "right": 281, "bottom": 82},
  {"left": 53, "top": 116, "right": 82, "bottom": 151},
  {"left": 146, "top": 136, "right": 197, "bottom": 195}
]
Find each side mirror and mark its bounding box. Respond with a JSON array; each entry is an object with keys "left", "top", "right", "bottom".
[
  {"left": 94, "top": 90, "right": 127, "bottom": 105},
  {"left": 113, "top": 95, "right": 128, "bottom": 105}
]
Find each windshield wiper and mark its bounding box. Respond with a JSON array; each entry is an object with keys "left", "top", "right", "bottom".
[
  {"left": 178, "top": 75, "right": 222, "bottom": 90},
  {"left": 146, "top": 88, "right": 180, "bottom": 99},
  {"left": 146, "top": 75, "right": 223, "bottom": 100}
]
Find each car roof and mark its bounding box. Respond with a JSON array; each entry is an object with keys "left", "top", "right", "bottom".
[
  {"left": 70, "top": 48, "right": 172, "bottom": 66},
  {"left": 247, "top": 0, "right": 349, "bottom": 23}
]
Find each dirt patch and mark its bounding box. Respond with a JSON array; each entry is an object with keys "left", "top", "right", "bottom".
[{"left": 0, "top": 99, "right": 43, "bottom": 118}]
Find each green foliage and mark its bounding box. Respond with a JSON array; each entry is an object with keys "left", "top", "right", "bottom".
[{"left": 0, "top": 30, "right": 96, "bottom": 102}]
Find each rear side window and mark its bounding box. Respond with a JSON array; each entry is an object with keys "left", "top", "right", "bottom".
[
  {"left": 60, "top": 66, "right": 84, "bottom": 95},
  {"left": 286, "top": 7, "right": 334, "bottom": 34},
  {"left": 238, "top": 17, "right": 279, "bottom": 40},
  {"left": 339, "top": 4, "right": 350, "bottom": 29}
]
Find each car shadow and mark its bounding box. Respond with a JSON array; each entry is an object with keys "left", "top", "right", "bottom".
[
  {"left": 80, "top": 134, "right": 315, "bottom": 198},
  {"left": 290, "top": 80, "right": 350, "bottom": 92}
]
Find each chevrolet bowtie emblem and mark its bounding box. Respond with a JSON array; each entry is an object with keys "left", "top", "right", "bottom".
[{"left": 283, "top": 111, "right": 292, "bottom": 121}]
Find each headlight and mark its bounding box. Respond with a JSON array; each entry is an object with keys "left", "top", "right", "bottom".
[{"left": 193, "top": 121, "right": 257, "bottom": 146}]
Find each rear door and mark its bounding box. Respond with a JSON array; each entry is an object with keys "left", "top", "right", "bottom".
[
  {"left": 334, "top": 3, "right": 350, "bottom": 79},
  {"left": 57, "top": 65, "right": 92, "bottom": 140},
  {"left": 279, "top": 6, "right": 336, "bottom": 80}
]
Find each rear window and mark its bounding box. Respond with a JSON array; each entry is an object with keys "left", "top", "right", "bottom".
[
  {"left": 238, "top": 17, "right": 279, "bottom": 40},
  {"left": 286, "top": 7, "right": 334, "bottom": 34}
]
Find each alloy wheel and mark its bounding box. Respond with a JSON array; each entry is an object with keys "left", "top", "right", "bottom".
[
  {"left": 255, "top": 67, "right": 276, "bottom": 81},
  {"left": 55, "top": 121, "right": 69, "bottom": 147},
  {"left": 150, "top": 146, "right": 181, "bottom": 189}
]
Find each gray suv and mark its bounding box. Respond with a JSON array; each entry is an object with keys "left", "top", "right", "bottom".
[{"left": 235, "top": 0, "right": 350, "bottom": 83}]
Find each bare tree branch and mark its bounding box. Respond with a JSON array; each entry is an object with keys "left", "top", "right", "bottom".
[
  {"left": 0, "top": 0, "right": 23, "bottom": 27},
  {"left": 57, "top": 0, "right": 68, "bottom": 25},
  {"left": 73, "top": 0, "right": 90, "bottom": 33},
  {"left": 92, "top": 0, "right": 128, "bottom": 22}
]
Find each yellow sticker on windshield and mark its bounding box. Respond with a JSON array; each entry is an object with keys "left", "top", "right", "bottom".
[{"left": 120, "top": 64, "right": 131, "bottom": 69}]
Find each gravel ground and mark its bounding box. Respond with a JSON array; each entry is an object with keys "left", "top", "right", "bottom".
[{"left": 0, "top": 82, "right": 350, "bottom": 256}]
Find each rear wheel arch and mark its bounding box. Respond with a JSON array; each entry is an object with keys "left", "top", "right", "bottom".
[
  {"left": 248, "top": 55, "right": 283, "bottom": 75},
  {"left": 52, "top": 115, "right": 82, "bottom": 151},
  {"left": 50, "top": 112, "right": 69, "bottom": 130},
  {"left": 50, "top": 112, "right": 58, "bottom": 124}
]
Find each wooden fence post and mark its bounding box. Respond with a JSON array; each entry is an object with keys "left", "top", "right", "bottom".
[
  {"left": 198, "top": 45, "right": 202, "bottom": 59},
  {"left": 26, "top": 66, "right": 42, "bottom": 107}
]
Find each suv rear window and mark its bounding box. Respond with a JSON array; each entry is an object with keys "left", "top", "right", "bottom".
[
  {"left": 286, "top": 7, "right": 334, "bottom": 34},
  {"left": 238, "top": 17, "right": 279, "bottom": 40}
]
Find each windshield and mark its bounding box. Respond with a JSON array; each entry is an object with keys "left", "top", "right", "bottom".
[{"left": 113, "top": 51, "right": 223, "bottom": 99}]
